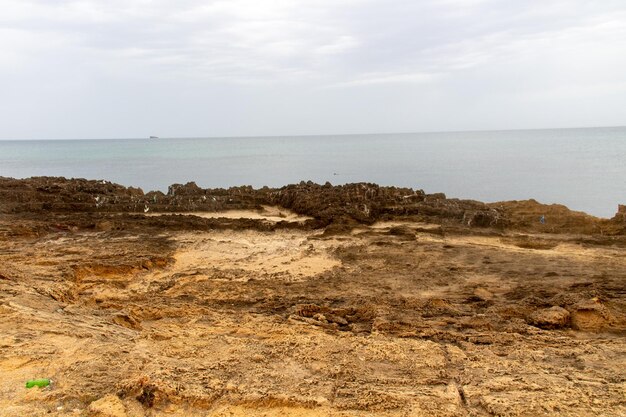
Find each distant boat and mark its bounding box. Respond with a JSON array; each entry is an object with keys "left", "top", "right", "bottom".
[{"left": 149, "top": 136, "right": 159, "bottom": 139}]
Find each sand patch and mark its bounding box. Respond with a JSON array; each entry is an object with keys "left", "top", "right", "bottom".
[
  {"left": 170, "top": 230, "right": 340, "bottom": 281},
  {"left": 146, "top": 206, "right": 312, "bottom": 223},
  {"left": 369, "top": 221, "right": 440, "bottom": 230}
]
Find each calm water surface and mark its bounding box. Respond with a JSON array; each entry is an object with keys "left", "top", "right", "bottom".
[{"left": 1, "top": 127, "right": 624, "bottom": 218}]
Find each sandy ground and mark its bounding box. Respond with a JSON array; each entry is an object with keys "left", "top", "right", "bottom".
[
  {"left": 145, "top": 206, "right": 313, "bottom": 223},
  {"left": 0, "top": 210, "right": 625, "bottom": 416}
]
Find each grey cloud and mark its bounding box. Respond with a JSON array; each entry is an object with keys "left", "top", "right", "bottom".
[{"left": 0, "top": 0, "right": 625, "bottom": 138}]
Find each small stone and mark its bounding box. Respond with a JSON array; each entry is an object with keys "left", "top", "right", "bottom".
[
  {"left": 528, "top": 306, "right": 570, "bottom": 329},
  {"left": 313, "top": 313, "right": 328, "bottom": 323},
  {"left": 473, "top": 288, "right": 493, "bottom": 301},
  {"left": 95, "top": 221, "right": 114, "bottom": 231}
]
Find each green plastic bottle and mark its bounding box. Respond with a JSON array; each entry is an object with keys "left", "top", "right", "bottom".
[{"left": 25, "top": 379, "right": 50, "bottom": 388}]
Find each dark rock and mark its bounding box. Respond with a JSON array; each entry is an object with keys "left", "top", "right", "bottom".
[
  {"left": 424, "top": 193, "right": 446, "bottom": 202},
  {"left": 463, "top": 209, "right": 507, "bottom": 228},
  {"left": 167, "top": 182, "right": 203, "bottom": 196},
  {"left": 612, "top": 205, "right": 626, "bottom": 222},
  {"left": 0, "top": 177, "right": 527, "bottom": 231},
  {"left": 388, "top": 226, "right": 415, "bottom": 239}
]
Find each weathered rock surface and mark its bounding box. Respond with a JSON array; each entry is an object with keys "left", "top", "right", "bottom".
[
  {"left": 0, "top": 177, "right": 509, "bottom": 228},
  {"left": 527, "top": 306, "right": 571, "bottom": 329},
  {"left": 1, "top": 214, "right": 625, "bottom": 416},
  {"left": 4, "top": 176, "right": 623, "bottom": 235},
  {"left": 1, "top": 176, "right": 626, "bottom": 416},
  {"left": 491, "top": 199, "right": 626, "bottom": 235},
  {"left": 87, "top": 395, "right": 128, "bottom": 417},
  {"left": 571, "top": 299, "right": 611, "bottom": 331}
]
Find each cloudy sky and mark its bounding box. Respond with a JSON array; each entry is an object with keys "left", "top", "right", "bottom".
[{"left": 1, "top": 0, "right": 625, "bottom": 139}]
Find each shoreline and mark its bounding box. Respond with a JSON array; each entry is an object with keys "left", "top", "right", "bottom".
[
  {"left": 3, "top": 125, "right": 625, "bottom": 219},
  {"left": 1, "top": 176, "right": 624, "bottom": 232}
]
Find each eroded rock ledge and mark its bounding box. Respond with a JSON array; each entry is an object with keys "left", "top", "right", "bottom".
[{"left": 1, "top": 176, "right": 623, "bottom": 235}]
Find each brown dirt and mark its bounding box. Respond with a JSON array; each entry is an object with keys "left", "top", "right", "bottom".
[{"left": 1, "top": 178, "right": 625, "bottom": 416}]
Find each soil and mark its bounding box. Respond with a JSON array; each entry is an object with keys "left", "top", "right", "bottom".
[{"left": 1, "top": 177, "right": 625, "bottom": 416}]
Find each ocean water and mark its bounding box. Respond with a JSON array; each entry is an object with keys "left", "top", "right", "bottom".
[{"left": 0, "top": 127, "right": 624, "bottom": 218}]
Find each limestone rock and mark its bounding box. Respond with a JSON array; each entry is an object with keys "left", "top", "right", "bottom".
[
  {"left": 528, "top": 306, "right": 570, "bottom": 329},
  {"left": 571, "top": 299, "right": 610, "bottom": 331},
  {"left": 88, "top": 394, "right": 128, "bottom": 417}
]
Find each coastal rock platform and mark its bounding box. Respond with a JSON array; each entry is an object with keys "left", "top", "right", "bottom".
[{"left": 1, "top": 177, "right": 625, "bottom": 416}]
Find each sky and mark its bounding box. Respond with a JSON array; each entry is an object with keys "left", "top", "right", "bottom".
[{"left": 1, "top": 0, "right": 625, "bottom": 139}]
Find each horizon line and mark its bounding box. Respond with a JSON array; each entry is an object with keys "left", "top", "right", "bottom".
[{"left": 1, "top": 124, "right": 624, "bottom": 141}]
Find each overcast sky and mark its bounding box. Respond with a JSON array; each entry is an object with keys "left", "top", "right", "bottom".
[{"left": 1, "top": 0, "right": 625, "bottom": 139}]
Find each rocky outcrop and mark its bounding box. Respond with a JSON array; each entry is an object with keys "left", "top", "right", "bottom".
[
  {"left": 0, "top": 177, "right": 512, "bottom": 228},
  {"left": 462, "top": 208, "right": 506, "bottom": 228},
  {"left": 612, "top": 205, "right": 626, "bottom": 223},
  {"left": 268, "top": 181, "right": 424, "bottom": 224},
  {"left": 0, "top": 177, "right": 267, "bottom": 214},
  {"left": 489, "top": 199, "right": 623, "bottom": 235},
  {"left": 167, "top": 181, "right": 203, "bottom": 196},
  {"left": 0, "top": 177, "right": 144, "bottom": 213}
]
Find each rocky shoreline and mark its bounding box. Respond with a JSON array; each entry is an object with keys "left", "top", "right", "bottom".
[
  {"left": 2, "top": 176, "right": 624, "bottom": 233},
  {"left": 1, "top": 176, "right": 625, "bottom": 416}
]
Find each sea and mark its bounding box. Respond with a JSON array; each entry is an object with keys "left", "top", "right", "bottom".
[{"left": 1, "top": 126, "right": 624, "bottom": 218}]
